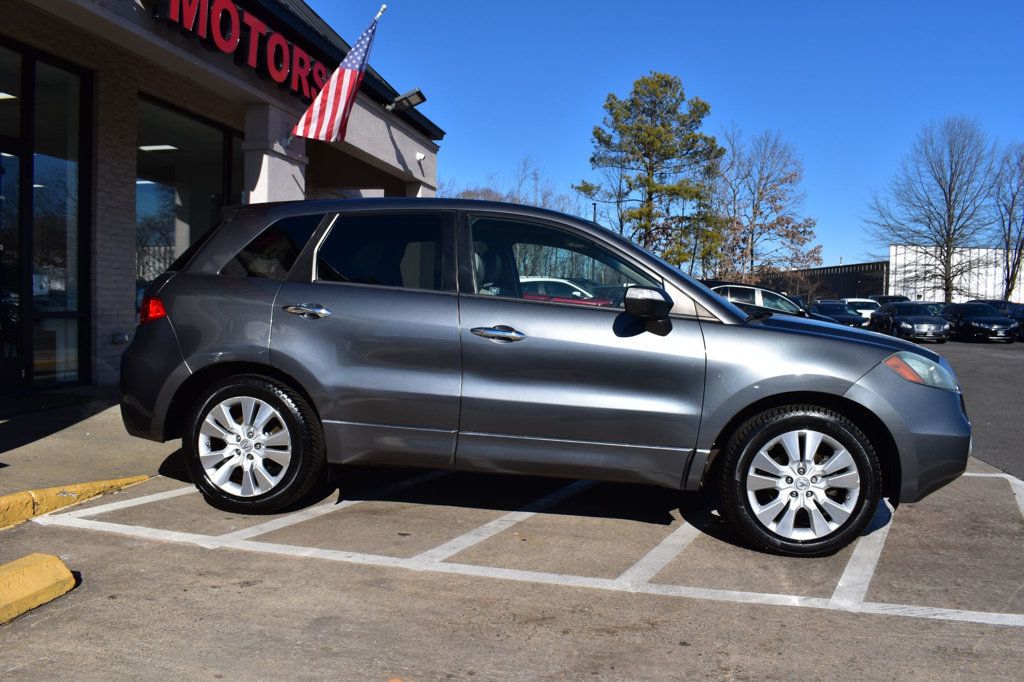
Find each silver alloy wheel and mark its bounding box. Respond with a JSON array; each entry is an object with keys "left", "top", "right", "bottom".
[
  {"left": 745, "top": 429, "right": 861, "bottom": 541},
  {"left": 197, "top": 396, "right": 292, "bottom": 498}
]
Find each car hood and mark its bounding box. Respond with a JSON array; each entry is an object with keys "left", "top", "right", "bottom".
[
  {"left": 752, "top": 313, "right": 940, "bottom": 361},
  {"left": 963, "top": 316, "right": 1015, "bottom": 325}
]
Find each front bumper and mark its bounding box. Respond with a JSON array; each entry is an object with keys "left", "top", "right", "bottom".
[
  {"left": 896, "top": 327, "right": 948, "bottom": 341},
  {"left": 961, "top": 326, "right": 1015, "bottom": 340},
  {"left": 844, "top": 360, "right": 971, "bottom": 503}
]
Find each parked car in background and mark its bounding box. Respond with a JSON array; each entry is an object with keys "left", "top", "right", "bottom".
[
  {"left": 869, "top": 303, "right": 950, "bottom": 343},
  {"left": 809, "top": 302, "right": 867, "bottom": 327},
  {"left": 942, "top": 303, "right": 1018, "bottom": 342},
  {"left": 702, "top": 281, "right": 836, "bottom": 322},
  {"left": 967, "top": 299, "right": 1015, "bottom": 316},
  {"left": 1007, "top": 304, "right": 1024, "bottom": 339},
  {"left": 120, "top": 198, "right": 971, "bottom": 558},
  {"left": 870, "top": 295, "right": 910, "bottom": 305},
  {"left": 518, "top": 277, "right": 616, "bottom": 306},
  {"left": 840, "top": 298, "right": 881, "bottom": 321}
]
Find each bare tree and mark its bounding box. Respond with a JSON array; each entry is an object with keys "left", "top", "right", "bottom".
[
  {"left": 867, "top": 117, "right": 995, "bottom": 302},
  {"left": 441, "top": 157, "right": 582, "bottom": 216},
  {"left": 712, "top": 127, "right": 821, "bottom": 280},
  {"left": 994, "top": 142, "right": 1024, "bottom": 300}
]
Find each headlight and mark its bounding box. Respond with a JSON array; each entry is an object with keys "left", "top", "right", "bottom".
[
  {"left": 899, "top": 321, "right": 912, "bottom": 329},
  {"left": 883, "top": 351, "right": 959, "bottom": 391}
]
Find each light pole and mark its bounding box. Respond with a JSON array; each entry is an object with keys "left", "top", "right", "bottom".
[{"left": 592, "top": 202, "right": 597, "bottom": 223}]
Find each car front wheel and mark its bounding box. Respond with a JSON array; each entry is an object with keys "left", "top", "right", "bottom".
[
  {"left": 184, "top": 375, "right": 325, "bottom": 513},
  {"left": 719, "top": 405, "right": 882, "bottom": 557}
]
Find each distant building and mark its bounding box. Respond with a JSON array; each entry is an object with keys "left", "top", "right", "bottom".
[
  {"left": 888, "top": 245, "right": 1022, "bottom": 303},
  {"left": 763, "top": 245, "right": 1023, "bottom": 304}
]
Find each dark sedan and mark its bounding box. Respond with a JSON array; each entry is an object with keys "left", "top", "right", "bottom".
[
  {"left": 870, "top": 303, "right": 950, "bottom": 343},
  {"left": 1009, "top": 304, "right": 1024, "bottom": 339},
  {"left": 967, "top": 299, "right": 1014, "bottom": 316},
  {"left": 810, "top": 302, "right": 866, "bottom": 327},
  {"left": 943, "top": 303, "right": 1018, "bottom": 342}
]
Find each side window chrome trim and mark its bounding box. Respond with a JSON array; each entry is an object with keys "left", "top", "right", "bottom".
[{"left": 310, "top": 214, "right": 340, "bottom": 282}]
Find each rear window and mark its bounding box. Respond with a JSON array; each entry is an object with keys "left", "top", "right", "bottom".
[
  {"left": 316, "top": 213, "right": 446, "bottom": 291},
  {"left": 167, "top": 224, "right": 219, "bottom": 272},
  {"left": 221, "top": 214, "right": 324, "bottom": 279}
]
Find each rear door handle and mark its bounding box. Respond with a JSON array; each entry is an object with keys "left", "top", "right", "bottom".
[
  {"left": 284, "top": 303, "right": 332, "bottom": 319},
  {"left": 470, "top": 325, "right": 526, "bottom": 343}
]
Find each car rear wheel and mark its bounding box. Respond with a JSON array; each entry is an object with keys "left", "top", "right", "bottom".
[
  {"left": 718, "top": 405, "right": 881, "bottom": 557},
  {"left": 184, "top": 375, "right": 325, "bottom": 513}
]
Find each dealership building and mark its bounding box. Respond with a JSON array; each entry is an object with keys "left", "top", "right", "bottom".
[{"left": 0, "top": 0, "right": 444, "bottom": 393}]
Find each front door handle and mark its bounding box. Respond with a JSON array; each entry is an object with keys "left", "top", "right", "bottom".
[
  {"left": 470, "top": 325, "right": 526, "bottom": 343},
  {"left": 284, "top": 303, "right": 332, "bottom": 319}
]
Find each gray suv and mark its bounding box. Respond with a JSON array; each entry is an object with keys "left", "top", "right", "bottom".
[{"left": 121, "top": 199, "right": 971, "bottom": 556}]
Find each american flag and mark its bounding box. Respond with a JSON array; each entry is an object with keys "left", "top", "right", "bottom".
[{"left": 292, "top": 13, "right": 380, "bottom": 143}]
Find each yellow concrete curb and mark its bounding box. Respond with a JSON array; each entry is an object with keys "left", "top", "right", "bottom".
[
  {"left": 0, "top": 553, "right": 76, "bottom": 624},
  {"left": 0, "top": 475, "right": 150, "bottom": 530}
]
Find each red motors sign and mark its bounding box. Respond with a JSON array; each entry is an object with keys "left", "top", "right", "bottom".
[{"left": 159, "top": 0, "right": 329, "bottom": 101}]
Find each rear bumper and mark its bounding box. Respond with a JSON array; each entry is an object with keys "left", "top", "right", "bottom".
[
  {"left": 844, "top": 361, "right": 971, "bottom": 503},
  {"left": 120, "top": 317, "right": 189, "bottom": 442}
]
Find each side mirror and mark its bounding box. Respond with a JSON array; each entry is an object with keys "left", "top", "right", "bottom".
[{"left": 624, "top": 286, "right": 673, "bottom": 319}]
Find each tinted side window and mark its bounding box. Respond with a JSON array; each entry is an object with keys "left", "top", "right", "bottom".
[
  {"left": 221, "top": 214, "right": 323, "bottom": 279},
  {"left": 316, "top": 213, "right": 445, "bottom": 291},
  {"left": 761, "top": 290, "right": 801, "bottom": 313}
]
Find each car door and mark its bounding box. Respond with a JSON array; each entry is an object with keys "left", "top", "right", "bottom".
[
  {"left": 271, "top": 210, "right": 461, "bottom": 469},
  {"left": 455, "top": 213, "right": 706, "bottom": 488}
]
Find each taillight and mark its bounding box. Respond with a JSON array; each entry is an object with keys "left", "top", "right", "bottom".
[{"left": 140, "top": 295, "right": 167, "bottom": 324}]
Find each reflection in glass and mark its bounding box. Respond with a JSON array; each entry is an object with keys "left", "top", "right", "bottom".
[
  {"left": 33, "top": 62, "right": 79, "bottom": 314},
  {"left": 33, "top": 317, "right": 77, "bottom": 383},
  {"left": 0, "top": 47, "right": 20, "bottom": 139},
  {"left": 136, "top": 100, "right": 226, "bottom": 307},
  {"left": 1, "top": 152, "right": 19, "bottom": 363}
]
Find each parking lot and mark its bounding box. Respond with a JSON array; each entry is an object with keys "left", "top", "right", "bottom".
[{"left": 2, "top": 340, "right": 1023, "bottom": 678}]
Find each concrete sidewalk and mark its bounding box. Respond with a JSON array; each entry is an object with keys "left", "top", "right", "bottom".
[{"left": 0, "top": 404, "right": 179, "bottom": 497}]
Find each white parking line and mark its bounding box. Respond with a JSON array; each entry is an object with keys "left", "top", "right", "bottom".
[
  {"left": 31, "top": 470, "right": 1024, "bottom": 630},
  {"left": 53, "top": 484, "right": 198, "bottom": 519},
  {"left": 614, "top": 519, "right": 703, "bottom": 590},
  {"left": 830, "top": 501, "right": 894, "bottom": 609},
  {"left": 217, "top": 471, "right": 449, "bottom": 542},
  {"left": 411, "top": 480, "right": 594, "bottom": 562}
]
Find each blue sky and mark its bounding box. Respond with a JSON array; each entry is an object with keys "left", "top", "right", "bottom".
[{"left": 308, "top": 1, "right": 1024, "bottom": 265}]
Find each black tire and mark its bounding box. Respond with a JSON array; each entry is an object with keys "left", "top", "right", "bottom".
[
  {"left": 718, "top": 404, "right": 882, "bottom": 557},
  {"left": 184, "top": 375, "right": 325, "bottom": 513}
]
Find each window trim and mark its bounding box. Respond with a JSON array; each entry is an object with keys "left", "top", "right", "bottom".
[{"left": 307, "top": 209, "right": 458, "bottom": 293}]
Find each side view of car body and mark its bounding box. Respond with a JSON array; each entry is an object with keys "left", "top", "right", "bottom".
[
  {"left": 121, "top": 199, "right": 971, "bottom": 557},
  {"left": 701, "top": 281, "right": 836, "bottom": 323},
  {"left": 942, "top": 303, "right": 1018, "bottom": 342},
  {"left": 869, "top": 302, "right": 950, "bottom": 343},
  {"left": 810, "top": 302, "right": 867, "bottom": 327}
]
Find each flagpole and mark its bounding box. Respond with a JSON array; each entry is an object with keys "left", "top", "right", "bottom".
[{"left": 375, "top": 4, "right": 387, "bottom": 20}]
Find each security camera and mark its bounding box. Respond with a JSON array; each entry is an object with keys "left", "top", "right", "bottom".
[{"left": 415, "top": 152, "right": 426, "bottom": 162}]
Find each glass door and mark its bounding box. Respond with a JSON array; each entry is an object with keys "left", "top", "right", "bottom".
[{"left": 0, "top": 147, "right": 24, "bottom": 387}]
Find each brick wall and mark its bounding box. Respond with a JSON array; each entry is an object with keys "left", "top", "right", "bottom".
[{"left": 1, "top": 0, "right": 245, "bottom": 385}]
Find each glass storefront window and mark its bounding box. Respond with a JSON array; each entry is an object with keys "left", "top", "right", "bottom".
[
  {"left": 0, "top": 46, "right": 19, "bottom": 139},
  {"left": 1, "top": 152, "right": 19, "bottom": 369},
  {"left": 136, "top": 100, "right": 242, "bottom": 306},
  {"left": 33, "top": 317, "right": 77, "bottom": 383},
  {"left": 32, "top": 62, "right": 80, "bottom": 314}
]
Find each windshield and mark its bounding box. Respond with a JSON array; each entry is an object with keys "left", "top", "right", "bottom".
[
  {"left": 894, "top": 303, "right": 935, "bottom": 315},
  {"left": 846, "top": 300, "right": 880, "bottom": 310},
  {"left": 817, "top": 303, "right": 854, "bottom": 315},
  {"left": 962, "top": 303, "right": 1000, "bottom": 317}
]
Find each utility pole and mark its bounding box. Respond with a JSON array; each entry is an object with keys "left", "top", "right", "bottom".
[{"left": 592, "top": 202, "right": 597, "bottom": 223}]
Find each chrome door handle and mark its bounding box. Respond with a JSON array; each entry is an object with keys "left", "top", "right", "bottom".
[
  {"left": 470, "top": 325, "right": 526, "bottom": 342},
  {"left": 284, "top": 303, "right": 332, "bottom": 319}
]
